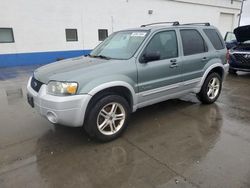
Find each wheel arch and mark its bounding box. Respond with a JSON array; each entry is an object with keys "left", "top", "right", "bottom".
[
  {"left": 208, "top": 66, "right": 224, "bottom": 79},
  {"left": 84, "top": 82, "right": 137, "bottom": 124},
  {"left": 195, "top": 63, "right": 225, "bottom": 93},
  {"left": 88, "top": 81, "right": 137, "bottom": 106}
]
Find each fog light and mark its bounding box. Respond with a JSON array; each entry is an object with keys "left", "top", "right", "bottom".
[{"left": 47, "top": 111, "right": 57, "bottom": 124}]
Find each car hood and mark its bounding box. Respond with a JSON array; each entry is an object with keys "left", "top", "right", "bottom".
[
  {"left": 234, "top": 25, "right": 250, "bottom": 43},
  {"left": 34, "top": 56, "right": 122, "bottom": 84}
]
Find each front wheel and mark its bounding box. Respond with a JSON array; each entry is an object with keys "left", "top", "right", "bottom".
[
  {"left": 197, "top": 72, "right": 222, "bottom": 104},
  {"left": 84, "top": 95, "right": 130, "bottom": 142}
]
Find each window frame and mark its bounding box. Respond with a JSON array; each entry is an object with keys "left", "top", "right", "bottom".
[
  {"left": 98, "top": 29, "right": 108, "bottom": 41},
  {"left": 0, "top": 28, "right": 15, "bottom": 43},
  {"left": 139, "top": 30, "right": 179, "bottom": 63},
  {"left": 65, "top": 28, "right": 78, "bottom": 42},
  {"left": 180, "top": 29, "right": 208, "bottom": 56}
]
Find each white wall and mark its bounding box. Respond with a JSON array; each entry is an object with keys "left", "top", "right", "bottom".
[{"left": 0, "top": 0, "right": 241, "bottom": 54}]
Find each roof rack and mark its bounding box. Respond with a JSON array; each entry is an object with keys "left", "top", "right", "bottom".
[
  {"left": 140, "top": 21, "right": 180, "bottom": 27},
  {"left": 181, "top": 22, "right": 210, "bottom": 26}
]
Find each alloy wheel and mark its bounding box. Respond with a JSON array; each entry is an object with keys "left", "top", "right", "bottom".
[
  {"left": 97, "top": 102, "right": 126, "bottom": 135},
  {"left": 207, "top": 77, "right": 220, "bottom": 100}
]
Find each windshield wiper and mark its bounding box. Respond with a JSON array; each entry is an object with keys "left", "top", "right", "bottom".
[{"left": 87, "top": 54, "right": 111, "bottom": 60}]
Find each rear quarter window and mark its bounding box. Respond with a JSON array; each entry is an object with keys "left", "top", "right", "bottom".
[{"left": 203, "top": 29, "right": 225, "bottom": 50}]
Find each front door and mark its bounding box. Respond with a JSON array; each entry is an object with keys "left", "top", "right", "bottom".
[{"left": 136, "top": 30, "right": 182, "bottom": 104}]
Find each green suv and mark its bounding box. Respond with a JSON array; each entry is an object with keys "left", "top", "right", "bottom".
[{"left": 27, "top": 22, "right": 229, "bottom": 141}]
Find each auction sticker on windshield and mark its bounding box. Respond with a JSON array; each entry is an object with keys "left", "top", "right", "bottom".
[{"left": 131, "top": 32, "right": 147, "bottom": 37}]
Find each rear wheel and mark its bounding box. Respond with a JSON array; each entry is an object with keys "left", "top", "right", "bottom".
[
  {"left": 85, "top": 95, "right": 130, "bottom": 142},
  {"left": 197, "top": 72, "right": 222, "bottom": 104}
]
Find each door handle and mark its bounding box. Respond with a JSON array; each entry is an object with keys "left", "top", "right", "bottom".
[{"left": 170, "top": 62, "right": 178, "bottom": 68}]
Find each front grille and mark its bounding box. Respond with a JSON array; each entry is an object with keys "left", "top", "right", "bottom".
[
  {"left": 233, "top": 53, "right": 250, "bottom": 64},
  {"left": 31, "top": 77, "right": 44, "bottom": 92}
]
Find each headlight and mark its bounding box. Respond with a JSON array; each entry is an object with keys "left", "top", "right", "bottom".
[{"left": 47, "top": 81, "right": 78, "bottom": 96}]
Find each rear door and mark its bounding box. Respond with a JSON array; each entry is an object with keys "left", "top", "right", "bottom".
[{"left": 179, "top": 29, "right": 210, "bottom": 89}]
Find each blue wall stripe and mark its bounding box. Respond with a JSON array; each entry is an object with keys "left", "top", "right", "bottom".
[{"left": 0, "top": 49, "right": 92, "bottom": 67}]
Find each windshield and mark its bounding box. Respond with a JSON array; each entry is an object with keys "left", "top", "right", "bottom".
[{"left": 90, "top": 30, "right": 148, "bottom": 60}]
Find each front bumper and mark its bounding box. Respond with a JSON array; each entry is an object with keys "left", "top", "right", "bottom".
[
  {"left": 27, "top": 77, "right": 92, "bottom": 127},
  {"left": 229, "top": 67, "right": 250, "bottom": 72},
  {"left": 229, "top": 52, "right": 250, "bottom": 72}
]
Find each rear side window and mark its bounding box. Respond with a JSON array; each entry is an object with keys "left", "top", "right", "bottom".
[
  {"left": 203, "top": 29, "right": 224, "bottom": 50},
  {"left": 180, "top": 29, "right": 207, "bottom": 56}
]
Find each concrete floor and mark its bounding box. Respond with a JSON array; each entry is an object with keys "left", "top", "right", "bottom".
[{"left": 0, "top": 66, "right": 250, "bottom": 188}]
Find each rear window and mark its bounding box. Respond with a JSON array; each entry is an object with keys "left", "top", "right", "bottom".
[
  {"left": 180, "top": 29, "right": 207, "bottom": 56},
  {"left": 204, "top": 29, "right": 224, "bottom": 50}
]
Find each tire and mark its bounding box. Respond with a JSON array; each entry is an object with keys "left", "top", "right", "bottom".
[
  {"left": 84, "top": 95, "right": 130, "bottom": 142},
  {"left": 228, "top": 68, "right": 237, "bottom": 74},
  {"left": 197, "top": 72, "right": 222, "bottom": 104}
]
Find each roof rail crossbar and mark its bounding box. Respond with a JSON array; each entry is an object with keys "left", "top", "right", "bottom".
[
  {"left": 141, "top": 21, "right": 180, "bottom": 27},
  {"left": 181, "top": 22, "right": 210, "bottom": 26}
]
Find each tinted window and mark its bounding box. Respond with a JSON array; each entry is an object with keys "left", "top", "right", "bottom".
[
  {"left": 98, "top": 29, "right": 108, "bottom": 41},
  {"left": 65, "top": 29, "right": 78, "bottom": 42},
  {"left": 204, "top": 29, "right": 224, "bottom": 50},
  {"left": 0, "top": 28, "right": 14, "bottom": 43},
  {"left": 180, "top": 29, "right": 207, "bottom": 56},
  {"left": 144, "top": 30, "right": 178, "bottom": 60}
]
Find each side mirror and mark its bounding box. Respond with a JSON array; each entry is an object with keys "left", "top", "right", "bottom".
[{"left": 141, "top": 51, "right": 160, "bottom": 63}]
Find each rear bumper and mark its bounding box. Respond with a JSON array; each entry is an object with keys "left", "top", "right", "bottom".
[
  {"left": 27, "top": 77, "right": 92, "bottom": 127},
  {"left": 223, "top": 64, "right": 229, "bottom": 72},
  {"left": 223, "top": 64, "right": 229, "bottom": 78}
]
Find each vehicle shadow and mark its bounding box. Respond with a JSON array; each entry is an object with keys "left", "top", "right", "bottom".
[
  {"left": 36, "top": 97, "right": 199, "bottom": 148},
  {"left": 33, "top": 97, "right": 223, "bottom": 187}
]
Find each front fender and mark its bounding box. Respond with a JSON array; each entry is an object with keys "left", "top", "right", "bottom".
[{"left": 78, "top": 75, "right": 138, "bottom": 111}]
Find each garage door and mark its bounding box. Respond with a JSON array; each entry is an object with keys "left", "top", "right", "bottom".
[{"left": 219, "top": 13, "right": 234, "bottom": 39}]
